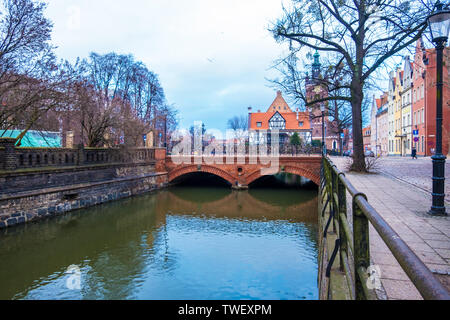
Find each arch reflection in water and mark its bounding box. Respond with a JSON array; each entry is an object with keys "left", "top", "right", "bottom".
[{"left": 0, "top": 186, "right": 318, "bottom": 300}]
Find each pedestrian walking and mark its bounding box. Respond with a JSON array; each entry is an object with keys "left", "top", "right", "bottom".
[{"left": 411, "top": 147, "right": 417, "bottom": 159}]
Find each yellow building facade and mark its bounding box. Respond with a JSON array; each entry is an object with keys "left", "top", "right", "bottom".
[{"left": 393, "top": 69, "right": 403, "bottom": 156}]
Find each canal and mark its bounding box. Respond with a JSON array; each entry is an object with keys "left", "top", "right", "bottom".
[{"left": 0, "top": 175, "right": 319, "bottom": 300}]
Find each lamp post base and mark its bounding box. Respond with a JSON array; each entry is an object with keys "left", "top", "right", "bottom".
[
  {"left": 428, "top": 207, "right": 447, "bottom": 216},
  {"left": 429, "top": 153, "right": 447, "bottom": 216}
]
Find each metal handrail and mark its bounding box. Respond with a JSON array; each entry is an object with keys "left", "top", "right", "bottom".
[{"left": 321, "top": 156, "right": 450, "bottom": 300}]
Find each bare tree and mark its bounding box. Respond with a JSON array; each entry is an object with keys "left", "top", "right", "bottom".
[
  {"left": 227, "top": 115, "right": 248, "bottom": 131},
  {"left": 271, "top": 0, "right": 432, "bottom": 171},
  {"left": 0, "top": 0, "right": 80, "bottom": 144}
]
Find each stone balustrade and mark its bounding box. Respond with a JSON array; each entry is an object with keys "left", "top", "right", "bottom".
[{"left": 0, "top": 137, "right": 162, "bottom": 171}]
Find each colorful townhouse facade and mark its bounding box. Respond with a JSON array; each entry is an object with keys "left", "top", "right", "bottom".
[
  {"left": 401, "top": 56, "right": 413, "bottom": 156},
  {"left": 412, "top": 39, "right": 450, "bottom": 156},
  {"left": 370, "top": 92, "right": 389, "bottom": 156},
  {"left": 387, "top": 68, "right": 404, "bottom": 156},
  {"left": 412, "top": 40, "right": 428, "bottom": 156},
  {"left": 363, "top": 126, "right": 371, "bottom": 152},
  {"left": 375, "top": 39, "right": 450, "bottom": 157}
]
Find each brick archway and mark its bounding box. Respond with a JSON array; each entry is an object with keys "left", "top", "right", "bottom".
[
  {"left": 165, "top": 155, "right": 321, "bottom": 188},
  {"left": 245, "top": 165, "right": 320, "bottom": 186},
  {"left": 168, "top": 164, "right": 237, "bottom": 185}
]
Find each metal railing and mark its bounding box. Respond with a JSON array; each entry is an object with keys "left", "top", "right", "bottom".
[{"left": 320, "top": 156, "right": 450, "bottom": 300}]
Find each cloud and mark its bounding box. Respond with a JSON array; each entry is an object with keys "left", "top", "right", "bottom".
[{"left": 45, "top": 0, "right": 290, "bottom": 131}]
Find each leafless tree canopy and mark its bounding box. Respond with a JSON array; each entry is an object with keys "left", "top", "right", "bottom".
[
  {"left": 227, "top": 115, "right": 248, "bottom": 131},
  {"left": 0, "top": 0, "right": 178, "bottom": 148},
  {"left": 271, "top": 0, "right": 433, "bottom": 171},
  {"left": 0, "top": 0, "right": 70, "bottom": 143},
  {"left": 65, "top": 53, "right": 178, "bottom": 147}
]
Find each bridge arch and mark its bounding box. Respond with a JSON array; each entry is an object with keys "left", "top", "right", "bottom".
[
  {"left": 245, "top": 165, "right": 320, "bottom": 186},
  {"left": 168, "top": 164, "right": 236, "bottom": 185}
]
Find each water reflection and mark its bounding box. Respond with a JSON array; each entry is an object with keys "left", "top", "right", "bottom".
[{"left": 0, "top": 187, "right": 318, "bottom": 300}]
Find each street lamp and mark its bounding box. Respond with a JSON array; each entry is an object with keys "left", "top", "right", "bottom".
[
  {"left": 164, "top": 115, "right": 167, "bottom": 149},
  {"left": 321, "top": 103, "right": 325, "bottom": 156},
  {"left": 427, "top": 1, "right": 450, "bottom": 216}
]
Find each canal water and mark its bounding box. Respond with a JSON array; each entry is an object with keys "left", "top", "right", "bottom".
[{"left": 0, "top": 182, "right": 319, "bottom": 300}]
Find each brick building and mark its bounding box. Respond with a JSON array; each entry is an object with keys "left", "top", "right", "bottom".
[{"left": 412, "top": 39, "right": 450, "bottom": 156}]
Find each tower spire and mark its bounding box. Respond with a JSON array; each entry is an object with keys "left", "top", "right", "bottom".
[{"left": 312, "top": 50, "right": 321, "bottom": 79}]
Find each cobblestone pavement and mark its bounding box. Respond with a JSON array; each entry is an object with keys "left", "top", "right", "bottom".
[
  {"left": 330, "top": 156, "right": 450, "bottom": 300},
  {"left": 369, "top": 156, "right": 450, "bottom": 202}
]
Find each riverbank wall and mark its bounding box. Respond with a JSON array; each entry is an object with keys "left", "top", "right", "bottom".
[{"left": 0, "top": 139, "right": 168, "bottom": 229}]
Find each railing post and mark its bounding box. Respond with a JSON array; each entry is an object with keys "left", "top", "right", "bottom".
[
  {"left": 330, "top": 165, "right": 337, "bottom": 233},
  {"left": 337, "top": 172, "right": 347, "bottom": 272},
  {"left": 353, "top": 194, "right": 370, "bottom": 300}
]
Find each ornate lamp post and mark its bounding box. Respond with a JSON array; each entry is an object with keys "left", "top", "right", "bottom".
[
  {"left": 427, "top": 1, "right": 450, "bottom": 216},
  {"left": 164, "top": 114, "right": 167, "bottom": 149}
]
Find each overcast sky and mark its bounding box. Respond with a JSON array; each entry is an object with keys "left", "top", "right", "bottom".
[{"left": 45, "top": 0, "right": 294, "bottom": 131}]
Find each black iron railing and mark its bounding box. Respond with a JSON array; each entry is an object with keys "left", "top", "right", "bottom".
[{"left": 320, "top": 156, "right": 450, "bottom": 300}]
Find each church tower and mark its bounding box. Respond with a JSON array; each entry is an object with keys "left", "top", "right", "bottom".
[
  {"left": 305, "top": 50, "right": 328, "bottom": 118},
  {"left": 304, "top": 51, "right": 338, "bottom": 151}
]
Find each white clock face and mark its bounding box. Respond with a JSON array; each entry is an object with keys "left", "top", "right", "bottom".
[
  {"left": 314, "top": 86, "right": 322, "bottom": 94},
  {"left": 269, "top": 112, "right": 286, "bottom": 130}
]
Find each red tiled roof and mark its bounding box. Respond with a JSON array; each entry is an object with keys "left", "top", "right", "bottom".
[
  {"left": 249, "top": 111, "right": 311, "bottom": 130},
  {"left": 376, "top": 98, "right": 382, "bottom": 109}
]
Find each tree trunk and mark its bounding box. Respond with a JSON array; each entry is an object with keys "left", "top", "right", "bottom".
[{"left": 350, "top": 78, "right": 366, "bottom": 172}]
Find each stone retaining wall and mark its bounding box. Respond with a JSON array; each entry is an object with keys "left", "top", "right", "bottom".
[
  {"left": 0, "top": 172, "right": 168, "bottom": 229},
  {"left": 0, "top": 162, "right": 157, "bottom": 194}
]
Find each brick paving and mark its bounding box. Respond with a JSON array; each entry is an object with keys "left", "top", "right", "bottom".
[{"left": 331, "top": 156, "right": 450, "bottom": 300}]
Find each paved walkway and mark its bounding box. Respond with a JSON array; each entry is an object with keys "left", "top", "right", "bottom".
[
  {"left": 373, "top": 156, "right": 450, "bottom": 201},
  {"left": 330, "top": 157, "right": 450, "bottom": 300}
]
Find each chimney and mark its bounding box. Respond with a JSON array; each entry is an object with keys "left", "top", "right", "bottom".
[
  {"left": 277, "top": 90, "right": 282, "bottom": 97},
  {"left": 296, "top": 108, "right": 299, "bottom": 120},
  {"left": 257, "top": 109, "right": 261, "bottom": 113},
  {"left": 248, "top": 107, "right": 252, "bottom": 112}
]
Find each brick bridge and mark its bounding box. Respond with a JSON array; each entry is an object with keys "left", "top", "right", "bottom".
[{"left": 163, "top": 155, "right": 322, "bottom": 188}]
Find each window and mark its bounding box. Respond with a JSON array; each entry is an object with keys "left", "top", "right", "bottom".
[
  {"left": 256, "top": 122, "right": 262, "bottom": 128},
  {"left": 298, "top": 121, "right": 304, "bottom": 127}
]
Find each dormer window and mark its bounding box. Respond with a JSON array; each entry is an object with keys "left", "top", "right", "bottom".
[
  {"left": 256, "top": 122, "right": 262, "bottom": 128},
  {"left": 298, "top": 121, "right": 304, "bottom": 127}
]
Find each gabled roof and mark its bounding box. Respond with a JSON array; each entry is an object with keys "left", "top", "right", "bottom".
[
  {"left": 267, "top": 91, "right": 293, "bottom": 113},
  {"left": 376, "top": 98, "right": 382, "bottom": 109},
  {"left": 249, "top": 111, "right": 311, "bottom": 130}
]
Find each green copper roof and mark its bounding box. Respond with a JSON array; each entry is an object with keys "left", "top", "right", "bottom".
[
  {"left": 312, "top": 50, "right": 321, "bottom": 67},
  {"left": 0, "top": 130, "right": 62, "bottom": 147}
]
